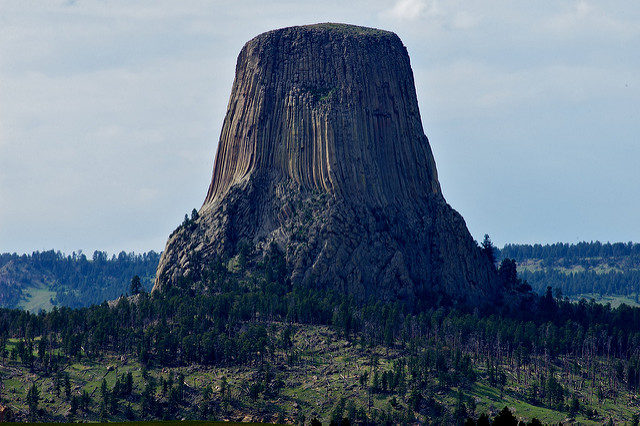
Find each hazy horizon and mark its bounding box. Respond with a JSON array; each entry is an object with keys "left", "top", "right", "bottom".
[{"left": 2, "top": 1, "right": 639, "bottom": 255}]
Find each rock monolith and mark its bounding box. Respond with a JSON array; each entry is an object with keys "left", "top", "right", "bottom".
[{"left": 154, "top": 23, "right": 501, "bottom": 306}]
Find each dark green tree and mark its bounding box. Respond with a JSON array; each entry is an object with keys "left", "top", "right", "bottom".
[
  {"left": 493, "top": 406, "right": 517, "bottom": 426},
  {"left": 53, "top": 374, "right": 61, "bottom": 397},
  {"left": 220, "top": 376, "right": 229, "bottom": 402},
  {"left": 16, "top": 339, "right": 34, "bottom": 370},
  {"left": 125, "top": 371, "right": 133, "bottom": 395},
  {"left": 37, "top": 336, "right": 47, "bottom": 361},
  {"left": 70, "top": 395, "right": 79, "bottom": 416},
  {"left": 109, "top": 386, "right": 118, "bottom": 414},
  {"left": 26, "top": 382, "right": 39, "bottom": 419},
  {"left": 100, "top": 378, "right": 108, "bottom": 415},
  {"left": 124, "top": 403, "right": 135, "bottom": 420},
  {"left": 498, "top": 258, "right": 518, "bottom": 288},
  {"left": 81, "top": 390, "right": 91, "bottom": 412},
  {"left": 64, "top": 374, "right": 71, "bottom": 400},
  {"left": 481, "top": 234, "right": 496, "bottom": 266},
  {"left": 477, "top": 413, "right": 491, "bottom": 426},
  {"left": 569, "top": 394, "right": 580, "bottom": 415},
  {"left": 130, "top": 275, "right": 142, "bottom": 295}
]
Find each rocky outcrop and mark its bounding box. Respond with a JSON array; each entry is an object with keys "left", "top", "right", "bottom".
[{"left": 154, "top": 23, "right": 501, "bottom": 306}]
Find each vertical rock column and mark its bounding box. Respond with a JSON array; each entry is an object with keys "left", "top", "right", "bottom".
[{"left": 155, "top": 23, "right": 500, "bottom": 307}]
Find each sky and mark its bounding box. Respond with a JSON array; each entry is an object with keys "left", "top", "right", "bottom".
[{"left": 1, "top": 0, "right": 639, "bottom": 255}]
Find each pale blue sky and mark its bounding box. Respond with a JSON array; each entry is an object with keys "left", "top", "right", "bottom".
[{"left": 1, "top": 0, "right": 639, "bottom": 255}]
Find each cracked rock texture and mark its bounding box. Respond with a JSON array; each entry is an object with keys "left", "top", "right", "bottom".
[{"left": 154, "top": 23, "right": 501, "bottom": 306}]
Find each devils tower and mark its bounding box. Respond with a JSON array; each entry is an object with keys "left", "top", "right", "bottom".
[{"left": 154, "top": 23, "right": 501, "bottom": 306}]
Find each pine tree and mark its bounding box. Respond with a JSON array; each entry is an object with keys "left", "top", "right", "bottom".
[
  {"left": 493, "top": 406, "right": 517, "bottom": 425},
  {"left": 481, "top": 234, "right": 496, "bottom": 267},
  {"left": 26, "top": 382, "right": 39, "bottom": 419},
  {"left": 64, "top": 374, "right": 71, "bottom": 400},
  {"left": 130, "top": 275, "right": 142, "bottom": 295}
]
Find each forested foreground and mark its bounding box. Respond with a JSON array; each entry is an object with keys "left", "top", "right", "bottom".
[
  {"left": 2, "top": 245, "right": 640, "bottom": 423},
  {"left": 0, "top": 250, "right": 159, "bottom": 309}
]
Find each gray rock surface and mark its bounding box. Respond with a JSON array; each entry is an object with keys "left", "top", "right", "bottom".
[{"left": 154, "top": 23, "right": 501, "bottom": 306}]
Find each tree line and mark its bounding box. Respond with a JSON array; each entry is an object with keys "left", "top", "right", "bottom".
[
  {"left": 499, "top": 241, "right": 640, "bottom": 298},
  {"left": 0, "top": 250, "right": 159, "bottom": 308},
  {"left": 500, "top": 241, "right": 640, "bottom": 263}
]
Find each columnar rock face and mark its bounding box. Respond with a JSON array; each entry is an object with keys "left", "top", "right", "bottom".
[{"left": 154, "top": 23, "right": 501, "bottom": 306}]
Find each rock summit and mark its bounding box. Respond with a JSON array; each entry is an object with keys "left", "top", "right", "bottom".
[{"left": 154, "top": 23, "right": 501, "bottom": 306}]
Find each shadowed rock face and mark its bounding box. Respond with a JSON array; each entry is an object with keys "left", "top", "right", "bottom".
[{"left": 154, "top": 23, "right": 501, "bottom": 306}]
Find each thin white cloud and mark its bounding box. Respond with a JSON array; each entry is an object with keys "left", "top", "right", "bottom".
[
  {"left": 452, "top": 11, "right": 479, "bottom": 30},
  {"left": 387, "top": 0, "right": 429, "bottom": 21},
  {"left": 416, "top": 58, "right": 639, "bottom": 121},
  {"left": 544, "top": 0, "right": 639, "bottom": 39}
]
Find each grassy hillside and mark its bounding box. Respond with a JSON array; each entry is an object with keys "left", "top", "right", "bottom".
[
  {"left": 16, "top": 285, "right": 57, "bottom": 312},
  {"left": 1, "top": 324, "right": 638, "bottom": 424}
]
